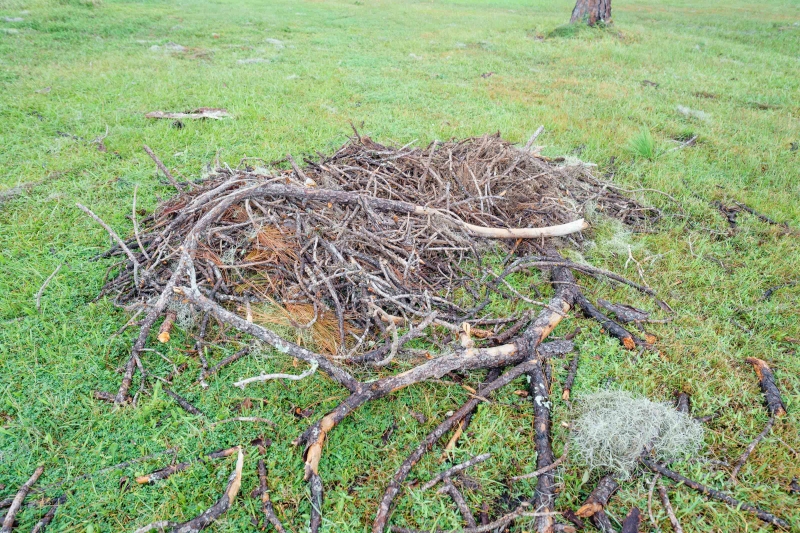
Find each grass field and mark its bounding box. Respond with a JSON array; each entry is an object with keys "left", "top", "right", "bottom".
[{"left": 1, "top": 0, "right": 798, "bottom": 531}]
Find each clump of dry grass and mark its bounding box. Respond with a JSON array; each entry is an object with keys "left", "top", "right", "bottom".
[
  {"left": 245, "top": 226, "right": 297, "bottom": 265},
  {"left": 252, "top": 302, "right": 350, "bottom": 355},
  {"left": 571, "top": 390, "right": 704, "bottom": 478}
]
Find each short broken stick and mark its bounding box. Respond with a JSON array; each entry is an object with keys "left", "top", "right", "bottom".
[
  {"left": 422, "top": 453, "right": 491, "bottom": 491},
  {"left": 641, "top": 458, "right": 788, "bottom": 528},
  {"left": 561, "top": 353, "right": 579, "bottom": 401},
  {"left": 1, "top": 465, "right": 45, "bottom": 533},
  {"left": 576, "top": 475, "right": 619, "bottom": 533},
  {"left": 157, "top": 311, "right": 177, "bottom": 343},
  {"left": 528, "top": 358, "right": 558, "bottom": 533},
  {"left": 744, "top": 358, "right": 786, "bottom": 417},
  {"left": 135, "top": 446, "right": 239, "bottom": 484},
  {"left": 575, "top": 292, "right": 641, "bottom": 350}
]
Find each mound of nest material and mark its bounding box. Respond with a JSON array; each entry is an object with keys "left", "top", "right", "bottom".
[{"left": 72, "top": 133, "right": 786, "bottom": 533}]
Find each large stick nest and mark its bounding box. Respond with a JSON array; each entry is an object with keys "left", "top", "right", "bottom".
[{"left": 101, "top": 133, "right": 657, "bottom": 358}]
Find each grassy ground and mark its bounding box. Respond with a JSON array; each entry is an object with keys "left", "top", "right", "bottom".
[{"left": 1, "top": 0, "right": 798, "bottom": 531}]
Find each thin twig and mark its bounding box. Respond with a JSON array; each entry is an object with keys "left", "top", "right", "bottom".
[
  {"left": 511, "top": 441, "right": 569, "bottom": 481},
  {"left": 143, "top": 144, "right": 182, "bottom": 192},
  {"left": 35, "top": 263, "right": 62, "bottom": 311},
  {"left": 422, "top": 453, "right": 492, "bottom": 490}
]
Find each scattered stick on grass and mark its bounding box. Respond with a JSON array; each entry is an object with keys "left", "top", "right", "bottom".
[
  {"left": 204, "top": 347, "right": 250, "bottom": 381},
  {"left": 210, "top": 417, "right": 275, "bottom": 428},
  {"left": 421, "top": 453, "right": 491, "bottom": 490},
  {"left": 1, "top": 465, "right": 45, "bottom": 533},
  {"left": 511, "top": 441, "right": 569, "bottom": 482},
  {"left": 744, "top": 358, "right": 787, "bottom": 417},
  {"left": 30, "top": 494, "right": 66, "bottom": 533},
  {"left": 134, "top": 447, "right": 243, "bottom": 533},
  {"left": 730, "top": 358, "right": 787, "bottom": 481},
  {"left": 252, "top": 459, "right": 286, "bottom": 533},
  {"left": 658, "top": 483, "right": 683, "bottom": 533},
  {"left": 731, "top": 416, "right": 775, "bottom": 482},
  {"left": 575, "top": 292, "right": 642, "bottom": 350},
  {"left": 389, "top": 503, "right": 559, "bottom": 533},
  {"left": 528, "top": 358, "right": 558, "bottom": 533},
  {"left": 135, "top": 446, "right": 238, "bottom": 484},
  {"left": 143, "top": 145, "right": 183, "bottom": 193},
  {"left": 640, "top": 458, "right": 789, "bottom": 528},
  {"left": 440, "top": 479, "right": 477, "bottom": 528},
  {"left": 35, "top": 263, "right": 62, "bottom": 312},
  {"left": 163, "top": 387, "right": 204, "bottom": 417}
]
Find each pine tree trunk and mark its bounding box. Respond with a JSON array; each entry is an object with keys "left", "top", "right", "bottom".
[{"left": 570, "top": 0, "right": 612, "bottom": 25}]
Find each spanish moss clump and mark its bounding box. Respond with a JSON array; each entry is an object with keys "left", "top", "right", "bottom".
[{"left": 571, "top": 390, "right": 704, "bottom": 478}]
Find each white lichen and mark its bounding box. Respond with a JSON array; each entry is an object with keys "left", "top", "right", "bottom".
[{"left": 570, "top": 390, "right": 704, "bottom": 478}]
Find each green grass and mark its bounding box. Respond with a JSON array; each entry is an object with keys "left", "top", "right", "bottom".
[{"left": 1, "top": 0, "right": 799, "bottom": 531}]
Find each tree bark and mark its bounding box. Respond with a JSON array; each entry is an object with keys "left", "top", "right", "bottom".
[{"left": 570, "top": 0, "right": 612, "bottom": 25}]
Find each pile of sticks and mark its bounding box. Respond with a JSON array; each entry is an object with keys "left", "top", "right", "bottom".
[{"left": 50, "top": 132, "right": 787, "bottom": 532}]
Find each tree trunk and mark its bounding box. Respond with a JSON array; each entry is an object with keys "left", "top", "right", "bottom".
[{"left": 570, "top": 0, "right": 612, "bottom": 25}]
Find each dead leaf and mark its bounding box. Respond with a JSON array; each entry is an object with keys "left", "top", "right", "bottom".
[{"left": 145, "top": 108, "right": 232, "bottom": 120}]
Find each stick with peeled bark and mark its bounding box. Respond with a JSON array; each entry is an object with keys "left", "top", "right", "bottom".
[
  {"left": 1, "top": 466, "right": 45, "bottom": 533},
  {"left": 641, "top": 458, "right": 788, "bottom": 528},
  {"left": 157, "top": 310, "right": 177, "bottom": 343}
]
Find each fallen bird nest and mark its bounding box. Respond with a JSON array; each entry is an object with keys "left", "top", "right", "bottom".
[{"left": 32, "top": 131, "right": 785, "bottom": 532}]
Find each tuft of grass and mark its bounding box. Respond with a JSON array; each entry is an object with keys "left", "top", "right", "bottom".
[{"left": 626, "top": 127, "right": 658, "bottom": 160}]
